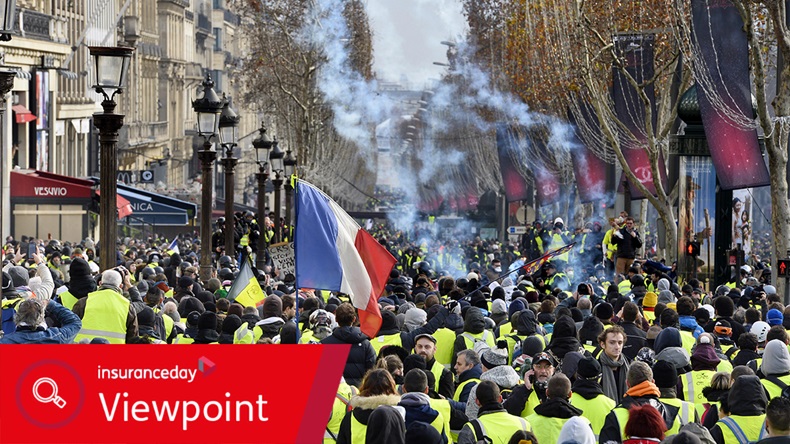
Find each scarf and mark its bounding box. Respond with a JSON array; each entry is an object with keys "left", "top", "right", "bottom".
[
  {"left": 599, "top": 352, "right": 629, "bottom": 400},
  {"left": 624, "top": 380, "right": 661, "bottom": 398}
]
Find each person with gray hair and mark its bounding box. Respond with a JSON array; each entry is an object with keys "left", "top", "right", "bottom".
[
  {"left": 72, "top": 268, "right": 138, "bottom": 343},
  {"left": 0, "top": 299, "right": 81, "bottom": 344}
]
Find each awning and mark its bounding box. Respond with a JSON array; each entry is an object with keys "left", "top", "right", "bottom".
[
  {"left": 10, "top": 170, "right": 93, "bottom": 199},
  {"left": 118, "top": 188, "right": 189, "bottom": 226},
  {"left": 12, "top": 104, "right": 36, "bottom": 124},
  {"left": 95, "top": 189, "right": 134, "bottom": 220}
]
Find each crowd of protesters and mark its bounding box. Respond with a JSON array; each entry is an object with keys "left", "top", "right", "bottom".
[{"left": 1, "top": 214, "right": 789, "bottom": 444}]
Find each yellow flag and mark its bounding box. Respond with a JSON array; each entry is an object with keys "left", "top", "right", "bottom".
[{"left": 227, "top": 258, "right": 266, "bottom": 308}]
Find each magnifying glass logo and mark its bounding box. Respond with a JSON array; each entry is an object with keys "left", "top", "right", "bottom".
[{"left": 32, "top": 377, "right": 67, "bottom": 408}]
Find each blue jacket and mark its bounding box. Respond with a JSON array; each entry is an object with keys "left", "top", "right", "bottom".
[
  {"left": 679, "top": 315, "right": 704, "bottom": 339},
  {"left": 0, "top": 300, "right": 81, "bottom": 344}
]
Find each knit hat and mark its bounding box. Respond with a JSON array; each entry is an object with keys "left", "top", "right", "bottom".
[
  {"left": 481, "top": 349, "right": 507, "bottom": 369},
  {"left": 751, "top": 321, "right": 771, "bottom": 343},
  {"left": 136, "top": 306, "right": 156, "bottom": 328},
  {"left": 508, "top": 299, "right": 525, "bottom": 318},
  {"left": 178, "top": 276, "right": 194, "bottom": 289},
  {"left": 222, "top": 314, "right": 243, "bottom": 335},
  {"left": 767, "top": 309, "right": 784, "bottom": 326},
  {"left": 1, "top": 271, "right": 12, "bottom": 294},
  {"left": 197, "top": 311, "right": 217, "bottom": 330},
  {"left": 8, "top": 266, "right": 29, "bottom": 287},
  {"left": 522, "top": 336, "right": 545, "bottom": 357},
  {"left": 262, "top": 295, "right": 282, "bottom": 319},
  {"left": 491, "top": 299, "right": 507, "bottom": 315},
  {"left": 643, "top": 291, "right": 658, "bottom": 308},
  {"left": 652, "top": 360, "right": 678, "bottom": 389},
  {"left": 178, "top": 297, "right": 205, "bottom": 318},
  {"left": 187, "top": 311, "right": 201, "bottom": 327},
  {"left": 595, "top": 302, "right": 613, "bottom": 321},
  {"left": 136, "top": 279, "right": 149, "bottom": 294},
  {"left": 576, "top": 356, "right": 602, "bottom": 379},
  {"left": 405, "top": 420, "right": 443, "bottom": 444}
]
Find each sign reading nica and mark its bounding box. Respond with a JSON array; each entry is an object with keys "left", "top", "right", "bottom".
[{"left": 269, "top": 242, "right": 295, "bottom": 276}]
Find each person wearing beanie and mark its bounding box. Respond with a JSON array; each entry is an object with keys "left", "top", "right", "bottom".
[
  {"left": 709, "top": 375, "right": 768, "bottom": 444},
  {"left": 767, "top": 309, "right": 785, "bottom": 327},
  {"left": 373, "top": 303, "right": 449, "bottom": 357},
  {"left": 503, "top": 309, "right": 543, "bottom": 365},
  {"left": 450, "top": 306, "right": 493, "bottom": 371},
  {"left": 547, "top": 316, "right": 584, "bottom": 362},
  {"left": 457, "top": 381, "right": 530, "bottom": 444},
  {"left": 218, "top": 314, "right": 244, "bottom": 344},
  {"left": 405, "top": 420, "right": 443, "bottom": 444},
  {"left": 678, "top": 333, "right": 721, "bottom": 405},
  {"left": 172, "top": 310, "right": 201, "bottom": 344},
  {"left": 760, "top": 339, "right": 790, "bottom": 399},
  {"left": 653, "top": 359, "right": 697, "bottom": 430},
  {"left": 704, "top": 295, "right": 746, "bottom": 343},
  {"left": 600, "top": 362, "right": 686, "bottom": 444},
  {"left": 526, "top": 373, "right": 588, "bottom": 444},
  {"left": 135, "top": 306, "right": 164, "bottom": 344},
  {"left": 72, "top": 269, "right": 138, "bottom": 344},
  {"left": 465, "top": 346, "right": 519, "bottom": 421},
  {"left": 173, "top": 276, "right": 195, "bottom": 302},
  {"left": 490, "top": 299, "right": 507, "bottom": 326},
  {"left": 496, "top": 298, "right": 526, "bottom": 340},
  {"left": 193, "top": 311, "right": 220, "bottom": 344},
  {"left": 570, "top": 356, "right": 615, "bottom": 440}
]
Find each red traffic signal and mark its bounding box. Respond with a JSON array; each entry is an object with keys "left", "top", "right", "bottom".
[
  {"left": 778, "top": 259, "right": 790, "bottom": 278},
  {"left": 686, "top": 242, "right": 700, "bottom": 257}
]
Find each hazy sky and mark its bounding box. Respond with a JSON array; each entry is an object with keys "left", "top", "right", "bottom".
[{"left": 366, "top": 0, "right": 466, "bottom": 88}]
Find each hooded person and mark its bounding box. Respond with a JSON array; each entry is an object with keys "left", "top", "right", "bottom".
[
  {"left": 192, "top": 311, "right": 220, "bottom": 344},
  {"left": 570, "top": 356, "right": 616, "bottom": 440},
  {"left": 653, "top": 327, "right": 692, "bottom": 375},
  {"left": 451, "top": 306, "right": 494, "bottom": 370},
  {"left": 405, "top": 420, "right": 443, "bottom": 444},
  {"left": 321, "top": 303, "right": 377, "bottom": 388},
  {"left": 709, "top": 375, "right": 768, "bottom": 444},
  {"left": 547, "top": 315, "right": 584, "bottom": 362},
  {"left": 364, "top": 405, "right": 406, "bottom": 444},
  {"left": 464, "top": 347, "right": 520, "bottom": 420},
  {"left": 403, "top": 308, "right": 428, "bottom": 333},
  {"left": 135, "top": 306, "right": 163, "bottom": 343},
  {"left": 558, "top": 415, "right": 597, "bottom": 444},
  {"left": 578, "top": 315, "right": 605, "bottom": 354},
  {"left": 490, "top": 298, "right": 508, "bottom": 326},
  {"left": 253, "top": 298, "right": 285, "bottom": 343},
  {"left": 503, "top": 309, "right": 541, "bottom": 364},
  {"left": 760, "top": 339, "right": 790, "bottom": 399},
  {"left": 397, "top": 369, "right": 449, "bottom": 441},
  {"left": 218, "top": 314, "right": 243, "bottom": 344}
]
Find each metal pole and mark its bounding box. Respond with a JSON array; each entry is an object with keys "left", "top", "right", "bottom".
[
  {"left": 256, "top": 167, "right": 269, "bottom": 270},
  {"left": 94, "top": 99, "right": 124, "bottom": 271},
  {"left": 272, "top": 175, "right": 283, "bottom": 244},
  {"left": 198, "top": 142, "right": 217, "bottom": 281},
  {"left": 0, "top": 71, "right": 11, "bottom": 245},
  {"left": 284, "top": 181, "right": 293, "bottom": 242},
  {"left": 221, "top": 155, "right": 237, "bottom": 259}
]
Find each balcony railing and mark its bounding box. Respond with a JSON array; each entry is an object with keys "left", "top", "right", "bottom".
[
  {"left": 185, "top": 10, "right": 194, "bottom": 22},
  {"left": 223, "top": 9, "right": 239, "bottom": 26},
  {"left": 15, "top": 9, "right": 54, "bottom": 42},
  {"left": 197, "top": 13, "right": 211, "bottom": 32},
  {"left": 128, "top": 121, "right": 169, "bottom": 145}
]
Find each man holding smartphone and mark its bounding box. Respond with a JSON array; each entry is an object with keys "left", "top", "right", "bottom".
[{"left": 612, "top": 217, "right": 642, "bottom": 275}]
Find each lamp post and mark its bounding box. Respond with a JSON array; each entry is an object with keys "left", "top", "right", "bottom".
[
  {"left": 0, "top": 0, "right": 17, "bottom": 42},
  {"left": 192, "top": 74, "right": 224, "bottom": 281},
  {"left": 252, "top": 123, "right": 272, "bottom": 270},
  {"left": 269, "top": 137, "right": 284, "bottom": 244},
  {"left": 283, "top": 148, "right": 297, "bottom": 242},
  {"left": 218, "top": 94, "right": 239, "bottom": 260},
  {"left": 89, "top": 46, "right": 134, "bottom": 271},
  {"left": 0, "top": 68, "right": 15, "bottom": 244}
]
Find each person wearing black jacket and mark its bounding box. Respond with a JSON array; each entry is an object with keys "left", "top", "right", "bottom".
[
  {"left": 611, "top": 217, "right": 642, "bottom": 275},
  {"left": 321, "top": 303, "right": 377, "bottom": 387},
  {"left": 709, "top": 375, "right": 768, "bottom": 444},
  {"left": 619, "top": 301, "right": 647, "bottom": 361},
  {"left": 704, "top": 295, "right": 746, "bottom": 343}
]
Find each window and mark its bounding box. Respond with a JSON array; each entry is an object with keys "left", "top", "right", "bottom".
[{"left": 213, "top": 28, "right": 222, "bottom": 51}]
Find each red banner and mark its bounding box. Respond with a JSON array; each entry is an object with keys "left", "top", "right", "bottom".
[{"left": 0, "top": 344, "right": 350, "bottom": 443}]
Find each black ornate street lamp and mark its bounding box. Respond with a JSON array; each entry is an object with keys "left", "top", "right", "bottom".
[
  {"left": 252, "top": 123, "right": 272, "bottom": 270},
  {"left": 218, "top": 94, "right": 239, "bottom": 260},
  {"left": 192, "top": 74, "right": 224, "bottom": 281},
  {"left": 0, "top": 0, "right": 17, "bottom": 42},
  {"left": 283, "top": 148, "right": 297, "bottom": 242},
  {"left": 90, "top": 45, "right": 134, "bottom": 271},
  {"left": 269, "top": 137, "right": 284, "bottom": 244}
]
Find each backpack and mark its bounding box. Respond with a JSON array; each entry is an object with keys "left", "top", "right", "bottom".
[
  {"left": 767, "top": 375, "right": 790, "bottom": 400},
  {"left": 462, "top": 331, "right": 492, "bottom": 358}
]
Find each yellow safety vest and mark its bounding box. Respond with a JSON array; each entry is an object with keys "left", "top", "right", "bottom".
[
  {"left": 548, "top": 233, "right": 569, "bottom": 262},
  {"left": 643, "top": 308, "right": 656, "bottom": 325},
  {"left": 520, "top": 389, "right": 541, "bottom": 418},
  {"left": 465, "top": 411, "right": 531, "bottom": 444},
  {"left": 74, "top": 288, "right": 130, "bottom": 344},
  {"left": 161, "top": 312, "right": 174, "bottom": 341},
  {"left": 461, "top": 331, "right": 495, "bottom": 351},
  {"left": 716, "top": 415, "right": 767, "bottom": 444},
  {"left": 172, "top": 334, "right": 195, "bottom": 344},
  {"left": 433, "top": 328, "right": 456, "bottom": 367},
  {"left": 680, "top": 370, "right": 715, "bottom": 405},
  {"left": 660, "top": 398, "right": 696, "bottom": 428},
  {"left": 324, "top": 383, "right": 357, "bottom": 443},
  {"left": 612, "top": 404, "right": 683, "bottom": 441},
  {"left": 617, "top": 279, "right": 631, "bottom": 295},
  {"left": 59, "top": 290, "right": 80, "bottom": 310},
  {"left": 428, "top": 360, "right": 444, "bottom": 394},
  {"left": 371, "top": 333, "right": 402, "bottom": 355},
  {"left": 526, "top": 413, "right": 589, "bottom": 444},
  {"left": 570, "top": 393, "right": 615, "bottom": 439},
  {"left": 427, "top": 398, "right": 453, "bottom": 442},
  {"left": 453, "top": 378, "right": 480, "bottom": 402},
  {"left": 761, "top": 374, "right": 790, "bottom": 400},
  {"left": 234, "top": 324, "right": 254, "bottom": 344},
  {"left": 679, "top": 330, "right": 696, "bottom": 354},
  {"left": 300, "top": 330, "right": 316, "bottom": 344},
  {"left": 497, "top": 323, "right": 514, "bottom": 340}
]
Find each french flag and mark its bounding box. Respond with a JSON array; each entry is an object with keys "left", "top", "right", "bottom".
[{"left": 294, "top": 180, "right": 396, "bottom": 338}]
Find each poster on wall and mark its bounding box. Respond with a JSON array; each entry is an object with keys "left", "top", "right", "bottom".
[
  {"left": 678, "top": 157, "right": 716, "bottom": 277},
  {"left": 732, "top": 188, "right": 752, "bottom": 255}
]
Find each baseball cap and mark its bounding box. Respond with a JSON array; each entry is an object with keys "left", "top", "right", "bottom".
[
  {"left": 532, "top": 352, "right": 556, "bottom": 367},
  {"left": 414, "top": 333, "right": 436, "bottom": 344}
]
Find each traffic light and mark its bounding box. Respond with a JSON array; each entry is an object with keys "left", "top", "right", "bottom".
[
  {"left": 778, "top": 259, "right": 790, "bottom": 278},
  {"left": 686, "top": 241, "right": 700, "bottom": 257}
]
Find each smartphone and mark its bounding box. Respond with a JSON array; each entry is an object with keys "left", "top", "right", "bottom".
[{"left": 27, "top": 243, "right": 37, "bottom": 258}]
